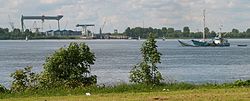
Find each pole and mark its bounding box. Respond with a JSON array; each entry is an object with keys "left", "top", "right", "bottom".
[
  {"left": 57, "top": 20, "right": 60, "bottom": 30},
  {"left": 203, "top": 9, "right": 206, "bottom": 41},
  {"left": 21, "top": 15, "right": 24, "bottom": 32}
]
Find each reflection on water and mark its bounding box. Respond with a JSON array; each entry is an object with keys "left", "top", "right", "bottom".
[{"left": 1, "top": 39, "right": 250, "bottom": 87}]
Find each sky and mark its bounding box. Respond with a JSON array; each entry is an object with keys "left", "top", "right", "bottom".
[{"left": 1, "top": 0, "right": 250, "bottom": 33}]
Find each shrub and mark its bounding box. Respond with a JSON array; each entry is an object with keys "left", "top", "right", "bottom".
[
  {"left": 10, "top": 66, "right": 38, "bottom": 92},
  {"left": 234, "top": 80, "right": 250, "bottom": 86},
  {"left": 41, "top": 42, "right": 97, "bottom": 88},
  {"left": 0, "top": 84, "right": 7, "bottom": 93},
  {"left": 130, "top": 33, "right": 163, "bottom": 85}
]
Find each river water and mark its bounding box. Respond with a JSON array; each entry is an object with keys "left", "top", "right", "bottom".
[{"left": 1, "top": 39, "right": 250, "bottom": 87}]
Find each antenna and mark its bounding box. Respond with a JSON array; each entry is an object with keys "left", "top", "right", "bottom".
[{"left": 219, "top": 25, "right": 223, "bottom": 38}]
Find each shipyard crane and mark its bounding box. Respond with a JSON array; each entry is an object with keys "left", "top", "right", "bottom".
[
  {"left": 21, "top": 15, "right": 63, "bottom": 32},
  {"left": 99, "top": 18, "right": 107, "bottom": 39},
  {"left": 32, "top": 21, "right": 40, "bottom": 33},
  {"left": 101, "top": 19, "right": 107, "bottom": 32},
  {"left": 8, "top": 15, "right": 15, "bottom": 31},
  {"left": 76, "top": 24, "right": 95, "bottom": 36}
]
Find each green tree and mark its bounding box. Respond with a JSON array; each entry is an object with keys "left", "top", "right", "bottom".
[
  {"left": 167, "top": 28, "right": 175, "bottom": 34},
  {"left": 41, "top": 42, "right": 97, "bottom": 88},
  {"left": 246, "top": 28, "right": 250, "bottom": 33},
  {"left": 232, "top": 28, "right": 239, "bottom": 34},
  {"left": 162, "top": 27, "right": 168, "bottom": 37},
  {"left": 130, "top": 33, "right": 163, "bottom": 85},
  {"left": 124, "top": 27, "right": 131, "bottom": 36},
  {"left": 183, "top": 26, "right": 190, "bottom": 37},
  {"left": 208, "top": 31, "right": 217, "bottom": 38},
  {"left": 246, "top": 28, "right": 250, "bottom": 38},
  {"left": 204, "top": 27, "right": 210, "bottom": 34}
]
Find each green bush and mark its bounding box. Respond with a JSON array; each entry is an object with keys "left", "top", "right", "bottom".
[
  {"left": 41, "top": 42, "right": 97, "bottom": 88},
  {"left": 0, "top": 84, "right": 7, "bottom": 93},
  {"left": 234, "top": 80, "right": 250, "bottom": 86},
  {"left": 10, "top": 66, "right": 39, "bottom": 92},
  {"left": 10, "top": 42, "right": 97, "bottom": 92}
]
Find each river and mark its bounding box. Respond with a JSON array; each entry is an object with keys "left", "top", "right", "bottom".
[{"left": 1, "top": 39, "right": 250, "bottom": 87}]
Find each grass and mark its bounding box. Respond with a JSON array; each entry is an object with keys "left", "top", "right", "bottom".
[
  {"left": 1, "top": 87, "right": 250, "bottom": 101},
  {"left": 0, "top": 81, "right": 250, "bottom": 100}
]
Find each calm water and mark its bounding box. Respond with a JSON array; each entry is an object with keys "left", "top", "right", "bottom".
[{"left": 1, "top": 39, "right": 250, "bottom": 87}]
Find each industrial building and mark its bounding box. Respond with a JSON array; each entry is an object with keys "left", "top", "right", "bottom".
[{"left": 45, "top": 30, "right": 82, "bottom": 36}]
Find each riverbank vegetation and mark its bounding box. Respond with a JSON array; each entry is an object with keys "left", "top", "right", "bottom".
[
  {"left": 1, "top": 26, "right": 250, "bottom": 40},
  {"left": 1, "top": 81, "right": 250, "bottom": 100}
]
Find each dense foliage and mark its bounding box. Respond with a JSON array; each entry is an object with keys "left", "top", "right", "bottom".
[
  {"left": 123, "top": 27, "right": 250, "bottom": 39},
  {"left": 130, "top": 33, "right": 163, "bottom": 85},
  {"left": 234, "top": 80, "right": 250, "bottom": 86},
  {"left": 41, "top": 42, "right": 97, "bottom": 88},
  {"left": 0, "top": 84, "right": 8, "bottom": 93},
  {"left": 10, "top": 66, "right": 38, "bottom": 92}
]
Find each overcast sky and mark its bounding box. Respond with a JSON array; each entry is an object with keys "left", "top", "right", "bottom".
[{"left": 1, "top": 0, "right": 250, "bottom": 33}]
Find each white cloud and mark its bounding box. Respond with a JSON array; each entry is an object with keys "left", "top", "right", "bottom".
[
  {"left": 227, "top": 0, "right": 234, "bottom": 8},
  {"left": 40, "top": 0, "right": 59, "bottom": 4}
]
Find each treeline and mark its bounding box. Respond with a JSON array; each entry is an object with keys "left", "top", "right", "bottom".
[
  {"left": 2, "top": 27, "right": 250, "bottom": 40},
  {"left": 0, "top": 28, "right": 43, "bottom": 40},
  {"left": 123, "top": 27, "right": 250, "bottom": 39}
]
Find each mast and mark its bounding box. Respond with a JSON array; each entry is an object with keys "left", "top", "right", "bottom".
[
  {"left": 219, "top": 25, "right": 223, "bottom": 38},
  {"left": 203, "top": 9, "right": 206, "bottom": 41}
]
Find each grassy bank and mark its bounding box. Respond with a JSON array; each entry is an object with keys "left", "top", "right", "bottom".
[
  {"left": 1, "top": 87, "right": 250, "bottom": 101},
  {"left": 1, "top": 81, "right": 250, "bottom": 100}
]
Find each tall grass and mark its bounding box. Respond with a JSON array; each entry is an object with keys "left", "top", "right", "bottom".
[{"left": 1, "top": 81, "right": 250, "bottom": 99}]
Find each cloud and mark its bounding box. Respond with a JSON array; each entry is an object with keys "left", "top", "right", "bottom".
[
  {"left": 1, "top": 0, "right": 250, "bottom": 32},
  {"left": 40, "top": 0, "right": 59, "bottom": 4}
]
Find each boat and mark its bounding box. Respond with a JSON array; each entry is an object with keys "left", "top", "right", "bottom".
[
  {"left": 237, "top": 44, "right": 247, "bottom": 47},
  {"left": 162, "top": 37, "right": 166, "bottom": 41},
  {"left": 25, "top": 36, "right": 28, "bottom": 41},
  {"left": 190, "top": 9, "right": 230, "bottom": 47},
  {"left": 137, "top": 36, "right": 141, "bottom": 40}
]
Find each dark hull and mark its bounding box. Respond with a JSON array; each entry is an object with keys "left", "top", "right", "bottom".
[
  {"left": 191, "top": 40, "right": 230, "bottom": 47},
  {"left": 237, "top": 45, "right": 247, "bottom": 47},
  {"left": 191, "top": 40, "right": 210, "bottom": 46},
  {"left": 178, "top": 40, "right": 194, "bottom": 47}
]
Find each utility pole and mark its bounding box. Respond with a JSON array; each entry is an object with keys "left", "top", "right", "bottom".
[{"left": 203, "top": 9, "right": 206, "bottom": 41}]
